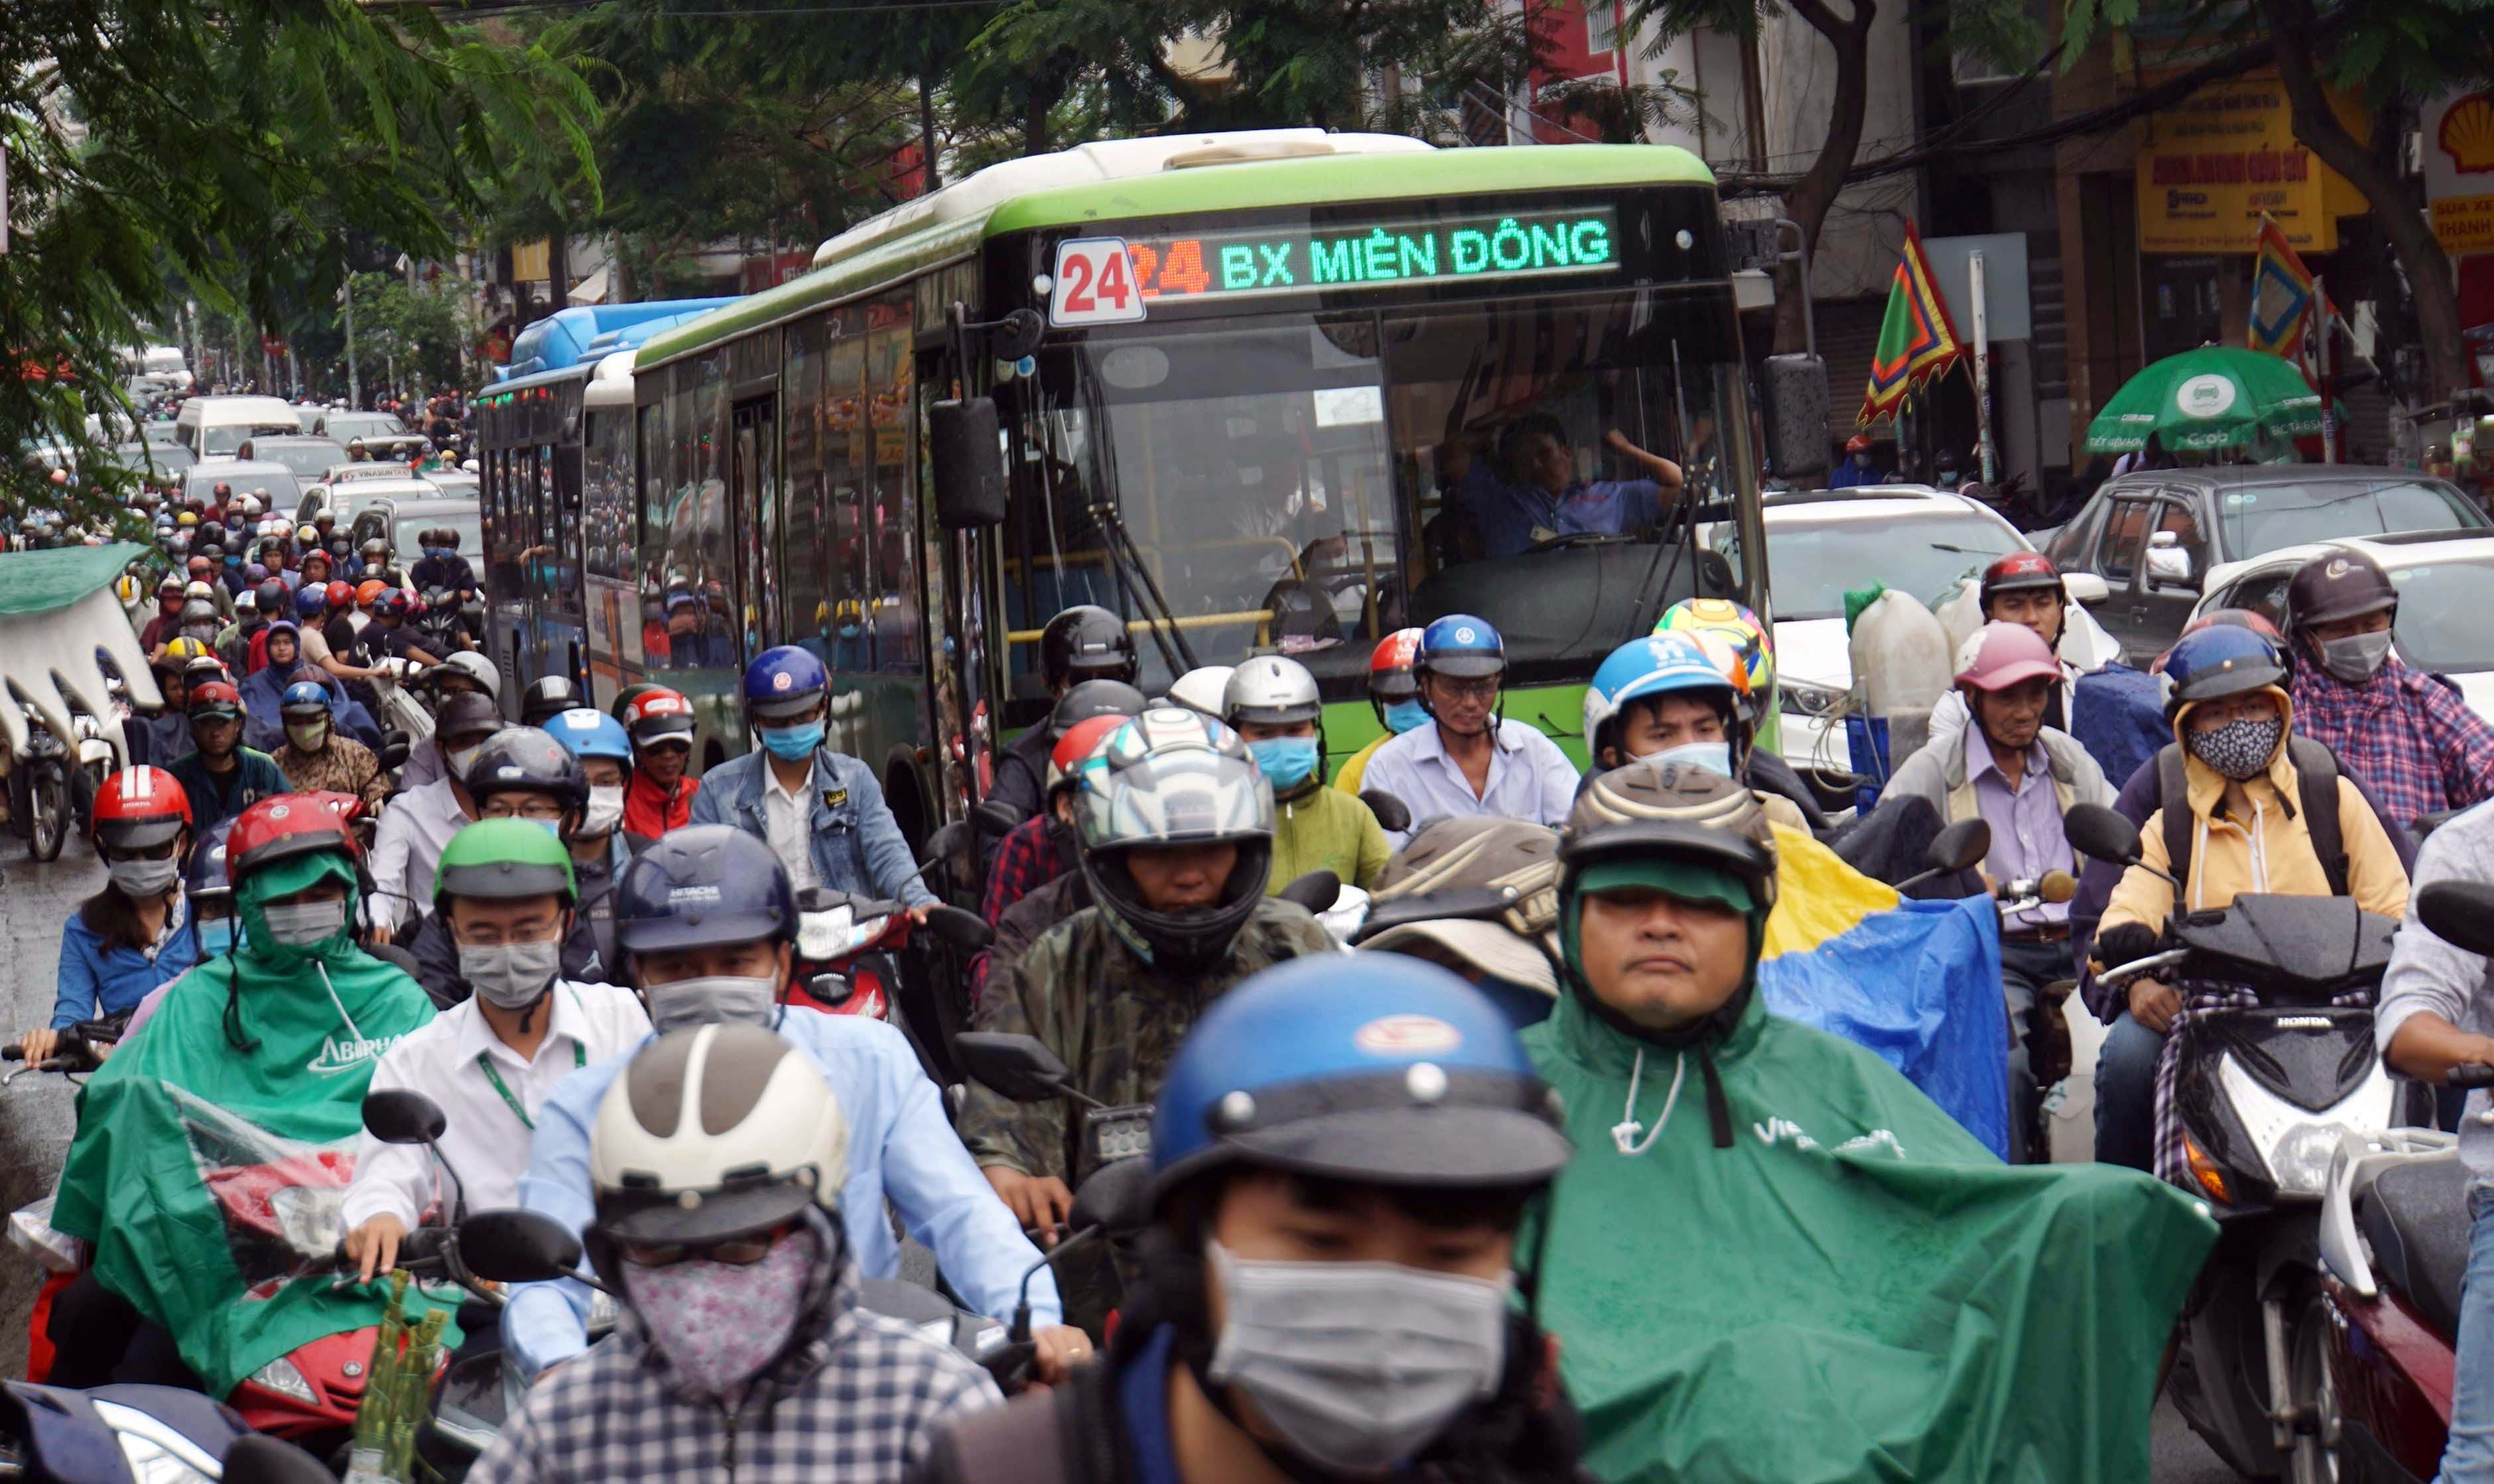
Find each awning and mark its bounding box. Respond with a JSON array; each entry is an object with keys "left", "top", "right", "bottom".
[{"left": 566, "top": 267, "right": 610, "bottom": 306}]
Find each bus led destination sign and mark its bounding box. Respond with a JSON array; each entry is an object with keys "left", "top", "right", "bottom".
[{"left": 1119, "top": 206, "right": 1619, "bottom": 304}]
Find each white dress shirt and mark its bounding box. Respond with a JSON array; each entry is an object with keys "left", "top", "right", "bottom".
[
  {"left": 761, "top": 759, "right": 822, "bottom": 894},
  {"left": 342, "top": 979, "right": 652, "bottom": 1229},
  {"left": 367, "top": 776, "right": 472, "bottom": 931},
  {"left": 1360, "top": 717, "right": 1582, "bottom": 849}
]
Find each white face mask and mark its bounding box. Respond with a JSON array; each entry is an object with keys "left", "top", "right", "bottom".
[
  {"left": 581, "top": 785, "right": 625, "bottom": 837},
  {"left": 457, "top": 938, "right": 563, "bottom": 1011},
  {"left": 447, "top": 743, "right": 483, "bottom": 780},
  {"left": 641, "top": 974, "right": 779, "bottom": 1033},
  {"left": 285, "top": 719, "right": 329, "bottom": 752}
]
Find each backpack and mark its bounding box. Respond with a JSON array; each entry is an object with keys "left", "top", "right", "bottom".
[{"left": 2154, "top": 735, "right": 2347, "bottom": 898}]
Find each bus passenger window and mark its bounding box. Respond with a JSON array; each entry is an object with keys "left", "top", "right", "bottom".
[{"left": 865, "top": 296, "right": 921, "bottom": 676}]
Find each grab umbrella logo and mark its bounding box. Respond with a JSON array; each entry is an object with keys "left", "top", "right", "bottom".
[{"left": 2176, "top": 374, "right": 2239, "bottom": 420}]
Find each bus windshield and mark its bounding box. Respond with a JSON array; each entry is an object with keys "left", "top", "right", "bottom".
[{"left": 1005, "top": 286, "right": 1753, "bottom": 706}]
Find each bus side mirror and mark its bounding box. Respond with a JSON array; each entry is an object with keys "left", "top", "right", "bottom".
[
  {"left": 1761, "top": 354, "right": 1831, "bottom": 483},
  {"left": 931, "top": 398, "right": 1007, "bottom": 530}
]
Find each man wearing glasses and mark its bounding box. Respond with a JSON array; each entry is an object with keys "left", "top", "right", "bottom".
[{"left": 1359, "top": 615, "right": 1580, "bottom": 846}]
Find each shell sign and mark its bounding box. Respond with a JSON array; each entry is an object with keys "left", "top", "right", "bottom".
[{"left": 2428, "top": 89, "right": 2494, "bottom": 256}]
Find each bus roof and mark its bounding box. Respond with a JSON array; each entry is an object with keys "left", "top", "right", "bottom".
[{"left": 635, "top": 138, "right": 1717, "bottom": 372}]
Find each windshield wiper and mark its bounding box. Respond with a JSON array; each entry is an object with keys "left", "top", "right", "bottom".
[{"left": 1070, "top": 363, "right": 1199, "bottom": 677}]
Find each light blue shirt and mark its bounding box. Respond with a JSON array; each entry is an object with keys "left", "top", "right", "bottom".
[
  {"left": 1360, "top": 717, "right": 1581, "bottom": 849},
  {"left": 502, "top": 1009, "right": 1061, "bottom": 1375}
]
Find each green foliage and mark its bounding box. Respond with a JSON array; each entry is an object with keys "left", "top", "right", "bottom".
[
  {"left": 0, "top": 0, "right": 598, "bottom": 526},
  {"left": 2057, "top": 0, "right": 2494, "bottom": 95}
]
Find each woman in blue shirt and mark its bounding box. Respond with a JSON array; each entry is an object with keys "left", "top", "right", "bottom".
[{"left": 19, "top": 767, "right": 199, "bottom": 1064}]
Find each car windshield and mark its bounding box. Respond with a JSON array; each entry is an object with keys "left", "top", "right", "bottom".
[
  {"left": 1760, "top": 508, "right": 2024, "bottom": 619},
  {"left": 2214, "top": 477, "right": 2487, "bottom": 558},
  {"left": 326, "top": 414, "right": 407, "bottom": 441},
  {"left": 202, "top": 422, "right": 300, "bottom": 457},
  {"left": 253, "top": 442, "right": 345, "bottom": 480},
  {"left": 395, "top": 509, "right": 480, "bottom": 559},
  {"left": 2390, "top": 558, "right": 2494, "bottom": 674}
]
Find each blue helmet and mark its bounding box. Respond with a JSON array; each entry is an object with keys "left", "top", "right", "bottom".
[
  {"left": 2162, "top": 625, "right": 2287, "bottom": 721},
  {"left": 185, "top": 819, "right": 235, "bottom": 904},
  {"left": 1148, "top": 955, "right": 1573, "bottom": 1207},
  {"left": 1582, "top": 634, "right": 1741, "bottom": 763},
  {"left": 742, "top": 645, "right": 828, "bottom": 722},
  {"left": 1416, "top": 615, "right": 1506, "bottom": 681},
  {"left": 293, "top": 587, "right": 326, "bottom": 620},
  {"left": 279, "top": 680, "right": 331, "bottom": 715},
  {"left": 614, "top": 825, "right": 796, "bottom": 956},
  {"left": 545, "top": 707, "right": 632, "bottom": 764}
]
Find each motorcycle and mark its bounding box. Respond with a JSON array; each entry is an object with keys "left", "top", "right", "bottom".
[
  {"left": 2067, "top": 802, "right": 2419, "bottom": 1484},
  {"left": 2316, "top": 877, "right": 2494, "bottom": 1483},
  {"left": 785, "top": 823, "right": 988, "bottom": 1080},
  {"left": 11, "top": 713, "right": 76, "bottom": 863}
]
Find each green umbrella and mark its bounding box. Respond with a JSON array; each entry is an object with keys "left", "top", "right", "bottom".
[{"left": 2085, "top": 346, "right": 2325, "bottom": 454}]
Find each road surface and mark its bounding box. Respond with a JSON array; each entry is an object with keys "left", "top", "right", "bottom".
[{"left": 0, "top": 833, "right": 2244, "bottom": 1475}]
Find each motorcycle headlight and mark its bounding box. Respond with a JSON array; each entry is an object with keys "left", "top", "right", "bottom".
[
  {"left": 2267, "top": 1123, "right": 2343, "bottom": 1198},
  {"left": 1780, "top": 680, "right": 1846, "bottom": 719},
  {"left": 797, "top": 905, "right": 854, "bottom": 959},
  {"left": 247, "top": 1355, "right": 318, "bottom": 1404}
]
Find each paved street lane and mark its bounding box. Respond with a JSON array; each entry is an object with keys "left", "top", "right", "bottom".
[{"left": 0, "top": 835, "right": 102, "bottom": 1378}]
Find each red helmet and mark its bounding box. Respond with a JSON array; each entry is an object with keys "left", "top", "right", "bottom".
[
  {"left": 377, "top": 588, "right": 411, "bottom": 619},
  {"left": 1979, "top": 551, "right": 2064, "bottom": 607},
  {"left": 1047, "top": 713, "right": 1130, "bottom": 796},
  {"left": 186, "top": 680, "right": 244, "bottom": 717},
  {"left": 324, "top": 580, "right": 353, "bottom": 609},
  {"left": 624, "top": 687, "right": 695, "bottom": 745},
  {"left": 227, "top": 793, "right": 363, "bottom": 883},
  {"left": 186, "top": 556, "right": 212, "bottom": 579},
  {"left": 1368, "top": 627, "right": 1423, "bottom": 705},
  {"left": 92, "top": 767, "right": 192, "bottom": 851}
]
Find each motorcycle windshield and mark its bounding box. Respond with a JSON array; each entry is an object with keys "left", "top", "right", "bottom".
[{"left": 2172, "top": 895, "right": 2397, "bottom": 1003}]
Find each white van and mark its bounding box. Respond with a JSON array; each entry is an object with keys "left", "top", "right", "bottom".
[{"left": 176, "top": 395, "right": 304, "bottom": 463}]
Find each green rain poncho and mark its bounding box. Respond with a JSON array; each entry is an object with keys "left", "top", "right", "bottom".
[
  {"left": 52, "top": 849, "right": 436, "bottom": 1394},
  {"left": 1522, "top": 976, "right": 2217, "bottom": 1483}
]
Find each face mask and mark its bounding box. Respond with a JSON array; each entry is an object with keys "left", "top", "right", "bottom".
[
  {"left": 109, "top": 856, "right": 181, "bottom": 898},
  {"left": 582, "top": 785, "right": 625, "bottom": 837},
  {"left": 447, "top": 744, "right": 482, "bottom": 780},
  {"left": 224, "top": 554, "right": 241, "bottom": 568},
  {"left": 2186, "top": 713, "right": 2284, "bottom": 782},
  {"left": 2317, "top": 630, "right": 2395, "bottom": 686},
  {"left": 196, "top": 917, "right": 240, "bottom": 957},
  {"left": 1650, "top": 739, "right": 1733, "bottom": 777},
  {"left": 838, "top": 624, "right": 861, "bottom": 639},
  {"left": 286, "top": 720, "right": 329, "bottom": 752},
  {"left": 1382, "top": 699, "right": 1429, "bottom": 735},
  {"left": 624, "top": 1226, "right": 817, "bottom": 1399},
  {"left": 262, "top": 897, "right": 348, "bottom": 949},
  {"left": 1204, "top": 1240, "right": 1510, "bottom": 1473},
  {"left": 759, "top": 719, "right": 824, "bottom": 761},
  {"left": 457, "top": 938, "right": 562, "bottom": 1011},
  {"left": 643, "top": 974, "right": 778, "bottom": 1033},
  {"left": 1248, "top": 736, "right": 1321, "bottom": 790}
]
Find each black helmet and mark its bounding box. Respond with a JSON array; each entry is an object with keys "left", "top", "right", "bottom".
[
  {"left": 461, "top": 725, "right": 587, "bottom": 811},
  {"left": 1039, "top": 605, "right": 1139, "bottom": 688},
  {"left": 2286, "top": 549, "right": 2398, "bottom": 635},
  {"left": 521, "top": 674, "right": 586, "bottom": 728},
  {"left": 1047, "top": 678, "right": 1148, "bottom": 737}
]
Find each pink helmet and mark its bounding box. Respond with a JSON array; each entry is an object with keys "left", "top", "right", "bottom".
[{"left": 1953, "top": 621, "right": 2061, "bottom": 693}]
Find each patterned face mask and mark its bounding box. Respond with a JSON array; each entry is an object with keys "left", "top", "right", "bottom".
[
  {"left": 2186, "top": 713, "right": 2283, "bottom": 781},
  {"left": 623, "top": 1226, "right": 816, "bottom": 1398}
]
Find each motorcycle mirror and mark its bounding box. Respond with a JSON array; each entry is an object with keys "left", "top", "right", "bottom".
[
  {"left": 1067, "top": 1155, "right": 1153, "bottom": 1237},
  {"left": 362, "top": 1087, "right": 448, "bottom": 1146},
  {"left": 923, "top": 903, "right": 994, "bottom": 952},
  {"left": 2037, "top": 869, "right": 2077, "bottom": 905},
  {"left": 972, "top": 799, "right": 1021, "bottom": 839},
  {"left": 1928, "top": 818, "right": 1992, "bottom": 875},
  {"left": 921, "top": 818, "right": 971, "bottom": 866},
  {"left": 220, "top": 1435, "right": 337, "bottom": 1484},
  {"left": 954, "top": 1031, "right": 1075, "bottom": 1103},
  {"left": 2062, "top": 803, "right": 2142, "bottom": 866},
  {"left": 1358, "top": 790, "right": 1413, "bottom": 834},
  {"left": 2417, "top": 881, "right": 2494, "bottom": 958},
  {"left": 1278, "top": 869, "right": 1341, "bottom": 914},
  {"left": 375, "top": 741, "right": 409, "bottom": 771},
  {"left": 457, "top": 1207, "right": 586, "bottom": 1284}
]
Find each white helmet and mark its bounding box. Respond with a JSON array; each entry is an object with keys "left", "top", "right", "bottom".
[
  {"left": 587, "top": 1023, "right": 848, "bottom": 1278},
  {"left": 239, "top": 493, "right": 263, "bottom": 515},
  {"left": 1222, "top": 654, "right": 1321, "bottom": 729},
  {"left": 1165, "top": 665, "right": 1234, "bottom": 718},
  {"left": 438, "top": 650, "right": 501, "bottom": 701}
]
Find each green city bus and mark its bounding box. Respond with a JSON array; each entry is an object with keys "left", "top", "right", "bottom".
[{"left": 601, "top": 129, "right": 1768, "bottom": 843}]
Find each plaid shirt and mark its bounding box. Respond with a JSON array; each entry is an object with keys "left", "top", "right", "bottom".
[
  {"left": 472, "top": 1253, "right": 1000, "bottom": 1484},
  {"left": 980, "top": 815, "right": 1071, "bottom": 926},
  {"left": 2292, "top": 656, "right": 2494, "bottom": 830}
]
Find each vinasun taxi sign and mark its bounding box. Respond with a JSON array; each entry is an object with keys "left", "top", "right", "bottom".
[{"left": 2426, "top": 88, "right": 2494, "bottom": 257}]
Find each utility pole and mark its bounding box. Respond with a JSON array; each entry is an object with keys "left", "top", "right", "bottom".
[{"left": 342, "top": 275, "right": 361, "bottom": 408}]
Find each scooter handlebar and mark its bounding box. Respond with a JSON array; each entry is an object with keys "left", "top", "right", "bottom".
[
  {"left": 2446, "top": 1063, "right": 2494, "bottom": 1089},
  {"left": 2096, "top": 948, "right": 2190, "bottom": 989}
]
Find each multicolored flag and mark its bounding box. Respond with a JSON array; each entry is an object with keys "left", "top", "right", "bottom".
[
  {"left": 2248, "top": 212, "right": 2317, "bottom": 361},
  {"left": 1857, "top": 221, "right": 1965, "bottom": 430}
]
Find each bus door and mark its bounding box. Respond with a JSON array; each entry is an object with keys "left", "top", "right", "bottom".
[{"left": 731, "top": 397, "right": 780, "bottom": 664}]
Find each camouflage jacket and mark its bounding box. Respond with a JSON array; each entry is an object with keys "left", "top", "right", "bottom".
[
  {"left": 273, "top": 735, "right": 388, "bottom": 814},
  {"left": 958, "top": 898, "right": 1337, "bottom": 1188}
]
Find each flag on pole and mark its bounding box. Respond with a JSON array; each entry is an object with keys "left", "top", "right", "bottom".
[
  {"left": 1857, "top": 222, "right": 1965, "bottom": 430},
  {"left": 2247, "top": 214, "right": 2317, "bottom": 361}
]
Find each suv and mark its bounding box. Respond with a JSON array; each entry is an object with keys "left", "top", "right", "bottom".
[{"left": 2043, "top": 465, "right": 2487, "bottom": 657}]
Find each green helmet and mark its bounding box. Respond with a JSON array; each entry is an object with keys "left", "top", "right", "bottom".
[{"left": 434, "top": 818, "right": 576, "bottom": 909}]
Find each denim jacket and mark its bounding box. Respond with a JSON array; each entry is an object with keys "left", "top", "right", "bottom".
[{"left": 688, "top": 747, "right": 935, "bottom": 907}]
